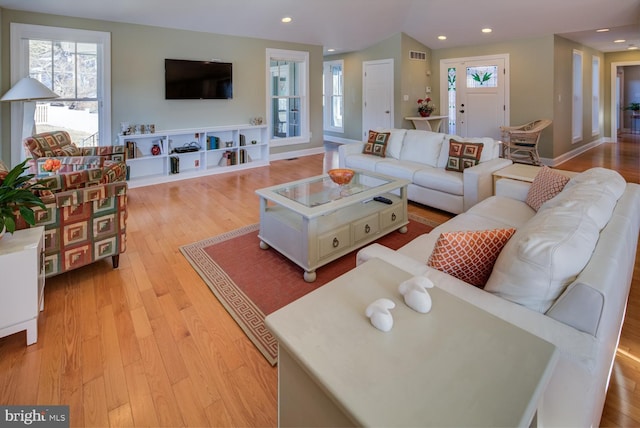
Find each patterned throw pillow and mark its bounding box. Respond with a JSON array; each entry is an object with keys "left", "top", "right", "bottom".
[
  {"left": 363, "top": 130, "right": 390, "bottom": 157},
  {"left": 525, "top": 166, "right": 570, "bottom": 211},
  {"left": 427, "top": 228, "right": 516, "bottom": 288},
  {"left": 445, "top": 140, "right": 484, "bottom": 172}
]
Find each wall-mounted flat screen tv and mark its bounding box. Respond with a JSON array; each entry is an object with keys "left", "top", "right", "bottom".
[{"left": 165, "top": 59, "right": 233, "bottom": 100}]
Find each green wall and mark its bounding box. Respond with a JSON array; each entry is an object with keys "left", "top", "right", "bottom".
[
  {"left": 431, "top": 36, "right": 557, "bottom": 158},
  {"left": 324, "top": 33, "right": 432, "bottom": 142},
  {"left": 0, "top": 9, "right": 325, "bottom": 164}
]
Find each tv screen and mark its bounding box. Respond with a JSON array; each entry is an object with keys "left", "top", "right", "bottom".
[{"left": 165, "top": 59, "right": 232, "bottom": 100}]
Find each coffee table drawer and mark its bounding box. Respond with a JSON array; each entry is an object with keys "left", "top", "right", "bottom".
[
  {"left": 318, "top": 225, "right": 351, "bottom": 259},
  {"left": 380, "top": 205, "right": 405, "bottom": 229},
  {"left": 353, "top": 214, "right": 380, "bottom": 243}
]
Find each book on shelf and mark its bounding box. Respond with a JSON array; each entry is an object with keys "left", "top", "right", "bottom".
[{"left": 170, "top": 156, "right": 180, "bottom": 174}]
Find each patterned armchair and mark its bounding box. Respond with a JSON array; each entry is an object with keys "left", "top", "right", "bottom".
[
  {"left": 23, "top": 130, "right": 127, "bottom": 175},
  {"left": 1, "top": 153, "right": 128, "bottom": 278}
]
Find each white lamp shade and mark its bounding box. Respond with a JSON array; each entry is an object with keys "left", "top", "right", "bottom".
[{"left": 1, "top": 77, "right": 59, "bottom": 102}]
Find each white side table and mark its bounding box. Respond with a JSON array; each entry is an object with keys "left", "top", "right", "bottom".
[
  {"left": 492, "top": 164, "right": 577, "bottom": 194},
  {"left": 0, "top": 227, "right": 45, "bottom": 345}
]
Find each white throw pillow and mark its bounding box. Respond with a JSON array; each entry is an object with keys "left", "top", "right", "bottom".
[
  {"left": 398, "top": 130, "right": 445, "bottom": 167},
  {"left": 376, "top": 128, "right": 407, "bottom": 159},
  {"left": 484, "top": 204, "right": 601, "bottom": 313}
]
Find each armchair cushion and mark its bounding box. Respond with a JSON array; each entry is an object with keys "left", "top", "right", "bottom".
[{"left": 24, "top": 130, "right": 77, "bottom": 158}]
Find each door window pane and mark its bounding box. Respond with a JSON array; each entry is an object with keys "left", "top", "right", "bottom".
[
  {"left": 447, "top": 67, "right": 457, "bottom": 134},
  {"left": 466, "top": 66, "right": 498, "bottom": 88}
]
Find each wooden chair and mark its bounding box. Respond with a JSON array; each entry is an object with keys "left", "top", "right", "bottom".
[{"left": 500, "top": 119, "right": 552, "bottom": 165}]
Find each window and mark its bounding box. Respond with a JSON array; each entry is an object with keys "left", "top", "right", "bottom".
[
  {"left": 10, "top": 24, "right": 111, "bottom": 161},
  {"left": 592, "top": 56, "right": 600, "bottom": 136},
  {"left": 266, "top": 49, "right": 309, "bottom": 146},
  {"left": 465, "top": 65, "right": 498, "bottom": 88},
  {"left": 572, "top": 49, "right": 583, "bottom": 143},
  {"left": 323, "top": 60, "right": 344, "bottom": 132}
]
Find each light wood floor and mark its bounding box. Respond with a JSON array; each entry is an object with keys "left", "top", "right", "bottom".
[{"left": 0, "top": 135, "right": 638, "bottom": 427}]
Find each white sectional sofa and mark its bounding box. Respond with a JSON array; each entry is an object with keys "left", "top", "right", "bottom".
[
  {"left": 357, "top": 167, "right": 640, "bottom": 427},
  {"left": 338, "top": 129, "right": 512, "bottom": 213}
]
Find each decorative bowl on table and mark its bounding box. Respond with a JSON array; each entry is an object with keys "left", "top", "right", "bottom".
[{"left": 328, "top": 168, "right": 355, "bottom": 186}]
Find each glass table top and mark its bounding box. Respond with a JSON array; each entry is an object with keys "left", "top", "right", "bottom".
[{"left": 273, "top": 171, "right": 391, "bottom": 208}]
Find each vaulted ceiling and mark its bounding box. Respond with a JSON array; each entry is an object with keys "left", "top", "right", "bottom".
[{"left": 0, "top": 0, "right": 639, "bottom": 54}]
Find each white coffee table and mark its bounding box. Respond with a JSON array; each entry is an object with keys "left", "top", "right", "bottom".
[
  {"left": 266, "top": 259, "right": 559, "bottom": 427},
  {"left": 255, "top": 170, "right": 409, "bottom": 282}
]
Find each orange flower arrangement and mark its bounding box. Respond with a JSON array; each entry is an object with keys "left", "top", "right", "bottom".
[{"left": 42, "top": 158, "right": 62, "bottom": 173}]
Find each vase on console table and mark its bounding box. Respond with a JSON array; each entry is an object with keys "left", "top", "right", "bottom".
[{"left": 419, "top": 111, "right": 430, "bottom": 117}]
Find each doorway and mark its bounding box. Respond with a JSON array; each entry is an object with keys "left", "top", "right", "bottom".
[
  {"left": 611, "top": 61, "right": 640, "bottom": 137},
  {"left": 362, "top": 59, "right": 394, "bottom": 139},
  {"left": 440, "top": 54, "right": 509, "bottom": 139}
]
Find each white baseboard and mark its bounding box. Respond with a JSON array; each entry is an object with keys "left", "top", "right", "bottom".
[
  {"left": 270, "top": 146, "right": 325, "bottom": 161},
  {"left": 541, "top": 137, "right": 611, "bottom": 167},
  {"left": 323, "top": 134, "right": 361, "bottom": 145}
]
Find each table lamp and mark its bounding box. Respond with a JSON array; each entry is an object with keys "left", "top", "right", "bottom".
[{"left": 1, "top": 76, "right": 60, "bottom": 145}]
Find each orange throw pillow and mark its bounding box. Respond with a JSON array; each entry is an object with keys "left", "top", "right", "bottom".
[
  {"left": 427, "top": 228, "right": 516, "bottom": 288},
  {"left": 525, "top": 166, "right": 570, "bottom": 211}
]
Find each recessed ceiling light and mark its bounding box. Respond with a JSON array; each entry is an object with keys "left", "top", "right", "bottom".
[
  {"left": 596, "top": 28, "right": 610, "bottom": 33},
  {"left": 629, "top": 46, "right": 639, "bottom": 50},
  {"left": 281, "top": 16, "right": 292, "bottom": 23},
  {"left": 614, "top": 39, "right": 626, "bottom": 43},
  {"left": 481, "top": 28, "right": 492, "bottom": 33},
  {"left": 437, "top": 35, "right": 447, "bottom": 40},
  {"left": 327, "top": 48, "right": 335, "bottom": 52}
]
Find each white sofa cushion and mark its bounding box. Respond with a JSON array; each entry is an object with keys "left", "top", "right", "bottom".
[
  {"left": 564, "top": 167, "right": 626, "bottom": 198},
  {"left": 539, "top": 168, "right": 626, "bottom": 230},
  {"left": 413, "top": 167, "right": 463, "bottom": 195},
  {"left": 344, "top": 153, "right": 386, "bottom": 171},
  {"left": 375, "top": 159, "right": 425, "bottom": 181},
  {"left": 484, "top": 204, "right": 601, "bottom": 313},
  {"left": 399, "top": 130, "right": 445, "bottom": 167},
  {"left": 376, "top": 128, "right": 406, "bottom": 159}
]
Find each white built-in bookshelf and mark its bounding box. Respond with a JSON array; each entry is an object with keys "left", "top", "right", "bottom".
[{"left": 118, "top": 124, "right": 269, "bottom": 188}]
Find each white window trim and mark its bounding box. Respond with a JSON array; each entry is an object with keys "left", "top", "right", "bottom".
[
  {"left": 323, "top": 59, "right": 344, "bottom": 133},
  {"left": 592, "top": 55, "right": 600, "bottom": 136},
  {"left": 9, "top": 23, "right": 111, "bottom": 164},
  {"left": 572, "top": 49, "right": 583, "bottom": 144},
  {"left": 266, "top": 48, "right": 310, "bottom": 147}
]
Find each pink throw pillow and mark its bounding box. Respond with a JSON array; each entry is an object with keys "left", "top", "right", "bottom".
[{"left": 525, "top": 166, "right": 570, "bottom": 211}]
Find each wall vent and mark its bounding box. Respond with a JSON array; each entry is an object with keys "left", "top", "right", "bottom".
[{"left": 409, "top": 50, "right": 427, "bottom": 61}]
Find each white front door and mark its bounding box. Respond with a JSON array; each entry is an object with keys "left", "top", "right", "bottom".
[
  {"left": 362, "top": 59, "right": 394, "bottom": 139},
  {"left": 440, "top": 55, "right": 509, "bottom": 139}
]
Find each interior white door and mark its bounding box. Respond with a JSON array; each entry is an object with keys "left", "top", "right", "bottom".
[
  {"left": 362, "top": 59, "right": 394, "bottom": 139},
  {"left": 440, "top": 56, "right": 508, "bottom": 139}
]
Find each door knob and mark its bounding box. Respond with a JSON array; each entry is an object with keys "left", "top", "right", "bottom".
[
  {"left": 385, "top": 110, "right": 390, "bottom": 114},
  {"left": 459, "top": 110, "right": 465, "bottom": 113}
]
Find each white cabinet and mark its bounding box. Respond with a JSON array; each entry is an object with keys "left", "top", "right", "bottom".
[
  {"left": 0, "top": 227, "right": 45, "bottom": 346},
  {"left": 119, "top": 124, "right": 269, "bottom": 188}
]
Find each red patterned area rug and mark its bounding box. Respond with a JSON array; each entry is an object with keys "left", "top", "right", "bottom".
[{"left": 180, "top": 213, "right": 438, "bottom": 365}]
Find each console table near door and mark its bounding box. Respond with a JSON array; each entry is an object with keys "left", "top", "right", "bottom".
[
  {"left": 266, "top": 259, "right": 559, "bottom": 427},
  {"left": 405, "top": 115, "right": 448, "bottom": 132}
]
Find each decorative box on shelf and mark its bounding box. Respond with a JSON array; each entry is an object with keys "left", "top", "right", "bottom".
[{"left": 119, "top": 124, "right": 269, "bottom": 188}]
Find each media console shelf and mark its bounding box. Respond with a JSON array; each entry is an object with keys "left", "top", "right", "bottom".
[{"left": 119, "top": 124, "right": 269, "bottom": 188}]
